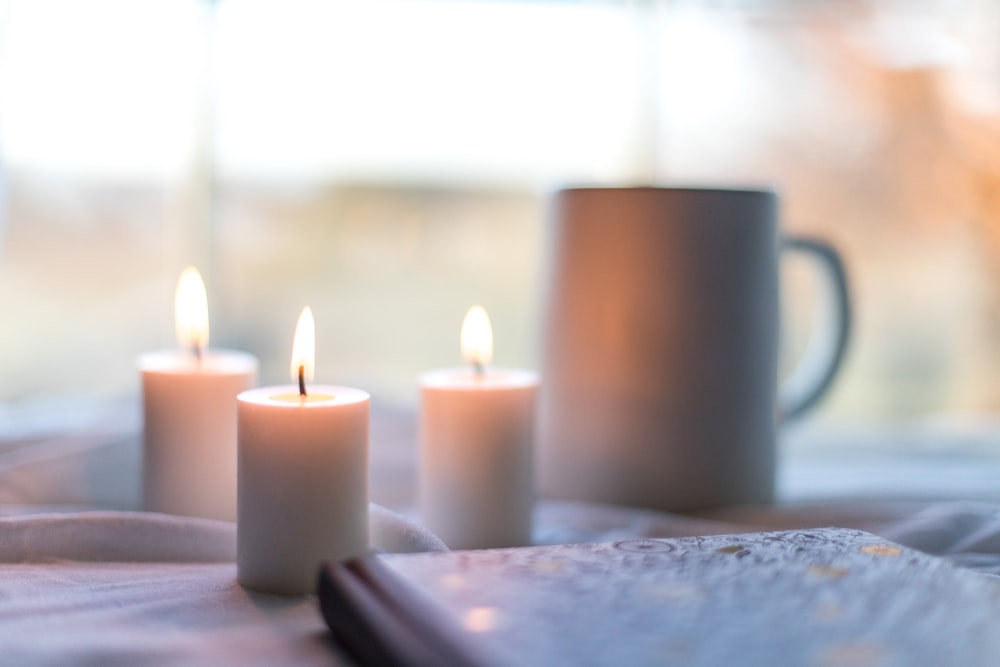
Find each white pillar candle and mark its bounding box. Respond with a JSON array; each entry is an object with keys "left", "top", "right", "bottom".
[
  {"left": 140, "top": 267, "right": 258, "bottom": 521},
  {"left": 237, "top": 307, "right": 369, "bottom": 595},
  {"left": 419, "top": 306, "right": 538, "bottom": 550}
]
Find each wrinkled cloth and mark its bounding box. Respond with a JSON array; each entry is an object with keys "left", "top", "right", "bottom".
[
  {"left": 12, "top": 499, "right": 1000, "bottom": 666},
  {"left": 5, "top": 503, "right": 1000, "bottom": 665},
  {"left": 879, "top": 502, "right": 1000, "bottom": 574},
  {"left": 0, "top": 561, "right": 340, "bottom": 667},
  {"left": 4, "top": 410, "right": 1000, "bottom": 664},
  {"left": 0, "top": 506, "right": 444, "bottom": 667},
  {"left": 0, "top": 504, "right": 446, "bottom": 564},
  {"left": 370, "top": 504, "right": 447, "bottom": 555}
]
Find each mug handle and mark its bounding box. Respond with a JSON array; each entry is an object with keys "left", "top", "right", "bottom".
[{"left": 778, "top": 236, "right": 852, "bottom": 422}]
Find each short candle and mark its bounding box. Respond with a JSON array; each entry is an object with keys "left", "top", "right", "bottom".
[
  {"left": 237, "top": 307, "right": 369, "bottom": 595},
  {"left": 419, "top": 305, "right": 539, "bottom": 550},
  {"left": 139, "top": 267, "right": 258, "bottom": 521}
]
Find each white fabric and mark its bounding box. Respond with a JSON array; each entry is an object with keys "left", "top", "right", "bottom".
[
  {"left": 370, "top": 504, "right": 447, "bottom": 554},
  {"left": 0, "top": 511, "right": 236, "bottom": 563},
  {"left": 4, "top": 503, "right": 1000, "bottom": 665},
  {"left": 4, "top": 409, "right": 1000, "bottom": 663},
  {"left": 0, "top": 561, "right": 339, "bottom": 666},
  {"left": 0, "top": 506, "right": 444, "bottom": 666},
  {"left": 0, "top": 505, "right": 446, "bottom": 565},
  {"left": 879, "top": 501, "right": 1000, "bottom": 574},
  {"left": 4, "top": 501, "right": 1000, "bottom": 667}
]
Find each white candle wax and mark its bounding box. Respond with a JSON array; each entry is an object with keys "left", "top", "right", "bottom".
[
  {"left": 419, "top": 368, "right": 538, "bottom": 550},
  {"left": 139, "top": 349, "right": 258, "bottom": 521},
  {"left": 237, "top": 385, "right": 369, "bottom": 595}
]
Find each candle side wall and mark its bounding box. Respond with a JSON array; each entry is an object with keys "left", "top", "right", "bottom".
[
  {"left": 141, "top": 352, "right": 257, "bottom": 521},
  {"left": 237, "top": 388, "right": 370, "bottom": 595},
  {"left": 419, "top": 378, "right": 536, "bottom": 550}
]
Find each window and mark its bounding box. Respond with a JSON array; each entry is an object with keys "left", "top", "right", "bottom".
[{"left": 2, "top": 0, "right": 1000, "bottom": 425}]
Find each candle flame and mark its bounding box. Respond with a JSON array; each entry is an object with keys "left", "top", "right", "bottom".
[
  {"left": 461, "top": 305, "right": 493, "bottom": 370},
  {"left": 174, "top": 267, "right": 209, "bottom": 354},
  {"left": 290, "top": 306, "right": 316, "bottom": 387}
]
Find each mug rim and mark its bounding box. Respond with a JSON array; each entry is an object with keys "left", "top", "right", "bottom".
[{"left": 557, "top": 184, "right": 777, "bottom": 197}]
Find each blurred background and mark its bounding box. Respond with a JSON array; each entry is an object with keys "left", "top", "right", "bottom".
[{"left": 2, "top": 0, "right": 1000, "bottom": 430}]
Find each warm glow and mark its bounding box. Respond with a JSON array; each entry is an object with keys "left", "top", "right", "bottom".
[
  {"left": 461, "top": 305, "right": 493, "bottom": 369},
  {"left": 174, "top": 267, "right": 209, "bottom": 353},
  {"left": 290, "top": 306, "right": 316, "bottom": 386},
  {"left": 462, "top": 606, "right": 499, "bottom": 633}
]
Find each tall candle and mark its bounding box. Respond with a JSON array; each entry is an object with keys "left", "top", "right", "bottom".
[
  {"left": 419, "top": 305, "right": 538, "bottom": 550},
  {"left": 237, "top": 307, "right": 369, "bottom": 595},
  {"left": 140, "top": 267, "right": 258, "bottom": 521}
]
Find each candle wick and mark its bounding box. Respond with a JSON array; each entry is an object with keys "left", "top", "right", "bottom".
[
  {"left": 298, "top": 365, "right": 307, "bottom": 398},
  {"left": 472, "top": 360, "right": 485, "bottom": 377},
  {"left": 193, "top": 342, "right": 203, "bottom": 365}
]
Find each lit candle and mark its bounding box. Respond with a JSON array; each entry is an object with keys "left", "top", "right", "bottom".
[
  {"left": 237, "top": 307, "right": 370, "bottom": 595},
  {"left": 419, "top": 305, "right": 538, "bottom": 550},
  {"left": 139, "top": 267, "right": 258, "bottom": 521}
]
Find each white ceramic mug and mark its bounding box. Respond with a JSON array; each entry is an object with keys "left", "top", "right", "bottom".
[{"left": 537, "top": 186, "right": 850, "bottom": 511}]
